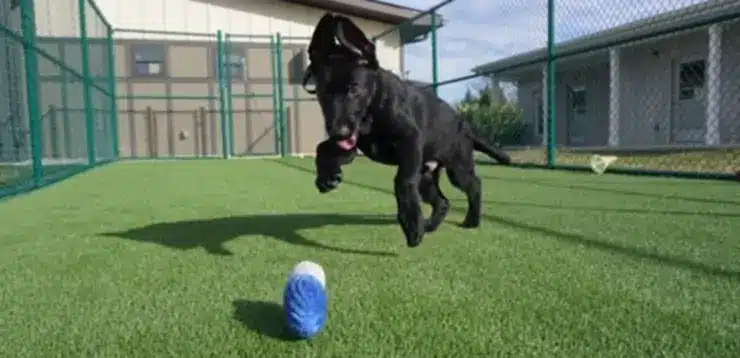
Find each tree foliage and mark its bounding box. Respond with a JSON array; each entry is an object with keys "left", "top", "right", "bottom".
[{"left": 456, "top": 82, "right": 527, "bottom": 146}]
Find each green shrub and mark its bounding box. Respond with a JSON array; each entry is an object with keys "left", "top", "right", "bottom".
[{"left": 456, "top": 85, "right": 527, "bottom": 146}]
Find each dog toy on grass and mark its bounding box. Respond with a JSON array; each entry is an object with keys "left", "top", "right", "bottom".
[
  {"left": 589, "top": 154, "right": 618, "bottom": 175},
  {"left": 283, "top": 260, "right": 327, "bottom": 339}
]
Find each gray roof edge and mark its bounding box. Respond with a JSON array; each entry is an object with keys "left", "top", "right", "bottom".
[
  {"left": 283, "top": 0, "right": 446, "bottom": 44},
  {"left": 282, "top": 0, "right": 446, "bottom": 28},
  {"left": 471, "top": 0, "right": 740, "bottom": 74}
]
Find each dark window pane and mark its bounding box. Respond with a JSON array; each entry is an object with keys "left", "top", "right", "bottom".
[
  {"left": 679, "top": 60, "right": 705, "bottom": 88},
  {"left": 132, "top": 44, "right": 165, "bottom": 63}
]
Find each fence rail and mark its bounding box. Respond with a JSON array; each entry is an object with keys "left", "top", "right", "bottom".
[{"left": 1, "top": 0, "right": 738, "bottom": 199}]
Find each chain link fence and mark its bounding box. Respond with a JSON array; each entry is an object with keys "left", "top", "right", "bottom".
[
  {"left": 3, "top": 0, "right": 738, "bottom": 199},
  {"left": 474, "top": 0, "right": 740, "bottom": 178},
  {"left": 110, "top": 29, "right": 316, "bottom": 160},
  {"left": 375, "top": 0, "right": 739, "bottom": 180},
  {"left": 1, "top": 0, "right": 117, "bottom": 198}
]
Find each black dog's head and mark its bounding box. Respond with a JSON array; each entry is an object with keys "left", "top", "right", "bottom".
[{"left": 303, "top": 13, "right": 379, "bottom": 151}]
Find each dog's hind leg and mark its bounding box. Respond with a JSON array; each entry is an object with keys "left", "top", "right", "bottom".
[
  {"left": 419, "top": 167, "right": 450, "bottom": 233},
  {"left": 446, "top": 160, "right": 482, "bottom": 229}
]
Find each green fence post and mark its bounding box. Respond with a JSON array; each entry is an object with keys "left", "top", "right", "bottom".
[
  {"left": 270, "top": 35, "right": 281, "bottom": 156},
  {"left": 224, "top": 33, "right": 235, "bottom": 157},
  {"left": 59, "top": 50, "right": 73, "bottom": 158},
  {"left": 546, "top": 0, "right": 557, "bottom": 168},
  {"left": 107, "top": 28, "right": 119, "bottom": 159},
  {"left": 49, "top": 106, "right": 60, "bottom": 158},
  {"left": 216, "top": 30, "right": 230, "bottom": 159},
  {"left": 275, "top": 32, "right": 288, "bottom": 157},
  {"left": 20, "top": 0, "right": 44, "bottom": 185},
  {"left": 78, "top": 0, "right": 97, "bottom": 165},
  {"left": 430, "top": 10, "right": 439, "bottom": 95}
]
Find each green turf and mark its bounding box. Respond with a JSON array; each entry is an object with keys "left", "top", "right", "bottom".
[{"left": 0, "top": 157, "right": 738, "bottom": 357}]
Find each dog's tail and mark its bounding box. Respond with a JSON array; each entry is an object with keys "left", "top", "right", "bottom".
[{"left": 472, "top": 136, "right": 512, "bottom": 165}]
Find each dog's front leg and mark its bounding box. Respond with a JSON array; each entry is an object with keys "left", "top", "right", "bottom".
[
  {"left": 315, "top": 139, "right": 356, "bottom": 193},
  {"left": 394, "top": 136, "right": 425, "bottom": 247}
]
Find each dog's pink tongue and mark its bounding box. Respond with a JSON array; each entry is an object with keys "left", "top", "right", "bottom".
[{"left": 337, "top": 134, "right": 357, "bottom": 151}]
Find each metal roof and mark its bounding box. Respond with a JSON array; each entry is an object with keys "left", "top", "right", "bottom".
[
  {"left": 470, "top": 0, "right": 740, "bottom": 76},
  {"left": 282, "top": 0, "right": 446, "bottom": 44}
]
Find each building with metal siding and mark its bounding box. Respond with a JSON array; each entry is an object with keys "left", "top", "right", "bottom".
[{"left": 11, "top": 0, "right": 440, "bottom": 159}]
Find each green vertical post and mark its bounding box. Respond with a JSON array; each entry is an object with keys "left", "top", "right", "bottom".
[
  {"left": 107, "top": 28, "right": 119, "bottom": 158},
  {"left": 224, "top": 33, "right": 236, "bottom": 157},
  {"left": 78, "top": 0, "right": 97, "bottom": 165},
  {"left": 270, "top": 35, "right": 281, "bottom": 156},
  {"left": 20, "top": 0, "right": 44, "bottom": 185},
  {"left": 216, "top": 30, "right": 230, "bottom": 159},
  {"left": 546, "top": 0, "right": 557, "bottom": 168},
  {"left": 275, "top": 33, "right": 288, "bottom": 157},
  {"left": 430, "top": 10, "right": 439, "bottom": 95},
  {"left": 59, "top": 47, "right": 72, "bottom": 158},
  {"left": 48, "top": 107, "right": 60, "bottom": 158}
]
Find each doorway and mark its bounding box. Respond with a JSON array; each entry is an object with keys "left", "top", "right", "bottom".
[
  {"left": 566, "top": 85, "right": 588, "bottom": 146},
  {"left": 671, "top": 57, "right": 706, "bottom": 144}
]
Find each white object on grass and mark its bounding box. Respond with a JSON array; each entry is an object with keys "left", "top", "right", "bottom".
[
  {"left": 290, "top": 260, "right": 326, "bottom": 288},
  {"left": 589, "top": 155, "right": 618, "bottom": 175}
]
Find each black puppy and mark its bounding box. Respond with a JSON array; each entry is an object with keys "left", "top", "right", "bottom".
[{"left": 303, "top": 13, "right": 512, "bottom": 248}]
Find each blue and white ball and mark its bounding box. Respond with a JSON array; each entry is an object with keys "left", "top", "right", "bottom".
[{"left": 283, "top": 260, "right": 327, "bottom": 339}]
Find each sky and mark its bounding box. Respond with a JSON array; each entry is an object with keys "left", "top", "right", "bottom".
[{"left": 381, "top": 0, "right": 711, "bottom": 104}]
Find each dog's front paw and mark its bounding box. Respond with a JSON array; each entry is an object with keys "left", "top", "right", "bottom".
[{"left": 315, "top": 173, "right": 342, "bottom": 193}]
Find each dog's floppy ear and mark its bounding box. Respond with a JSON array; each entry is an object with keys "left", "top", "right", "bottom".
[
  {"left": 308, "top": 13, "right": 337, "bottom": 62},
  {"left": 334, "top": 15, "right": 377, "bottom": 65},
  {"left": 304, "top": 13, "right": 336, "bottom": 95}
]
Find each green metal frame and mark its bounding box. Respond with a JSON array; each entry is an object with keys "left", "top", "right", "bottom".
[
  {"left": 224, "top": 34, "right": 236, "bottom": 157},
  {"left": 275, "top": 33, "right": 288, "bottom": 157},
  {"left": 270, "top": 35, "right": 281, "bottom": 156},
  {"left": 107, "top": 28, "right": 120, "bottom": 159},
  {"left": 78, "top": 0, "right": 97, "bottom": 165},
  {"left": 20, "top": 0, "right": 43, "bottom": 186},
  {"left": 216, "top": 30, "right": 230, "bottom": 159},
  {"left": 546, "top": 0, "right": 557, "bottom": 168}
]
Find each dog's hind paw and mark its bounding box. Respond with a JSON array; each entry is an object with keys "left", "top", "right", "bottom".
[{"left": 459, "top": 218, "right": 480, "bottom": 229}]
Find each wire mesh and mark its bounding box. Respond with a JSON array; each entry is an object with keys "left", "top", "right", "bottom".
[
  {"left": 0, "top": 0, "right": 116, "bottom": 198},
  {"left": 546, "top": 0, "right": 740, "bottom": 176},
  {"left": 85, "top": 0, "right": 115, "bottom": 162},
  {"left": 373, "top": 0, "right": 550, "bottom": 165},
  {"left": 0, "top": 3, "right": 30, "bottom": 192},
  {"left": 114, "top": 29, "right": 225, "bottom": 159},
  {"left": 226, "top": 33, "right": 282, "bottom": 157}
]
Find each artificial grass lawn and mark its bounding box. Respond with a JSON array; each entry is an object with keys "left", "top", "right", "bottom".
[{"left": 0, "top": 157, "right": 738, "bottom": 357}]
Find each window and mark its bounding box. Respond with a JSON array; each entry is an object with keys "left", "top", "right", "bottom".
[
  {"left": 213, "top": 47, "right": 245, "bottom": 81},
  {"left": 678, "top": 60, "right": 705, "bottom": 100},
  {"left": 569, "top": 86, "right": 586, "bottom": 115},
  {"left": 131, "top": 44, "right": 166, "bottom": 78}
]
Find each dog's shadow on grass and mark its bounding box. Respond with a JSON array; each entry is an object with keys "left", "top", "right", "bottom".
[
  {"left": 103, "top": 213, "right": 397, "bottom": 257},
  {"left": 274, "top": 159, "right": 740, "bottom": 280},
  {"left": 231, "top": 299, "right": 299, "bottom": 341}
]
